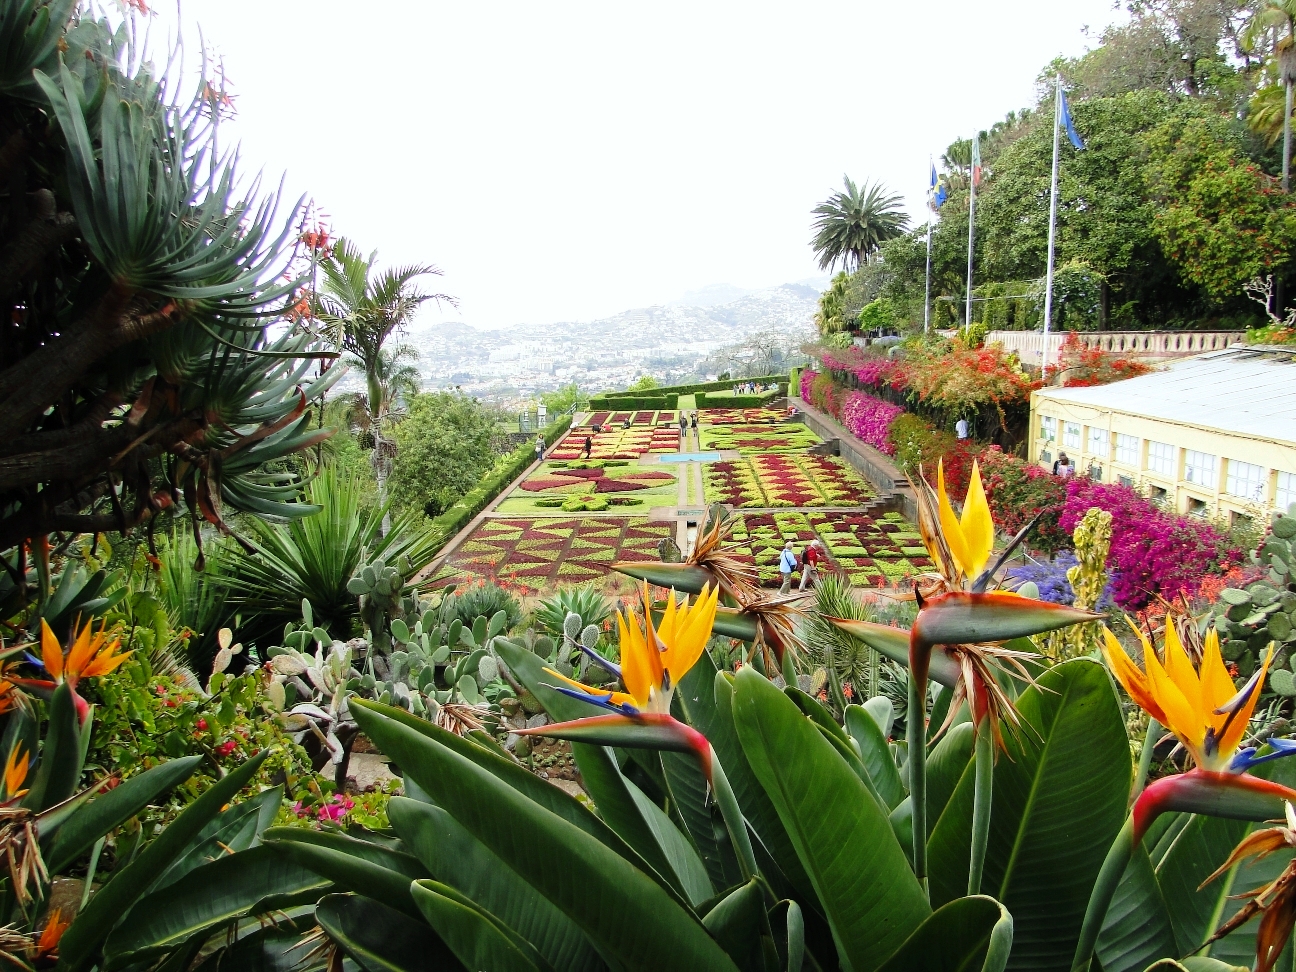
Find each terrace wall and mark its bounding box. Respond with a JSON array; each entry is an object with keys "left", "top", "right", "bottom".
[{"left": 792, "top": 394, "right": 916, "bottom": 520}]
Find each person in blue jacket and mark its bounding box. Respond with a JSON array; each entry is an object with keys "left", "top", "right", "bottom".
[{"left": 778, "top": 541, "right": 798, "bottom": 593}]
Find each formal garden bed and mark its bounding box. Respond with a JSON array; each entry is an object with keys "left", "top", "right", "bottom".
[
  {"left": 701, "top": 406, "right": 790, "bottom": 425},
  {"left": 429, "top": 516, "right": 675, "bottom": 593},
  {"left": 725, "top": 510, "right": 931, "bottom": 586},
  {"left": 497, "top": 459, "right": 678, "bottom": 514},
  {"left": 550, "top": 422, "right": 681, "bottom": 459},
  {"left": 699, "top": 421, "right": 821, "bottom": 453},
  {"left": 703, "top": 453, "right": 876, "bottom": 507}
]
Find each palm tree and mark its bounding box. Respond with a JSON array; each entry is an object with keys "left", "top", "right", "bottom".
[
  {"left": 810, "top": 176, "right": 909, "bottom": 272},
  {"left": 315, "top": 241, "right": 452, "bottom": 512},
  {"left": 327, "top": 345, "right": 422, "bottom": 449},
  {"left": 1247, "top": 1, "right": 1296, "bottom": 191}
]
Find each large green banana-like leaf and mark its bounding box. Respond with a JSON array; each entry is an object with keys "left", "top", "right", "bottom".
[
  {"left": 352, "top": 696, "right": 649, "bottom": 872},
  {"left": 45, "top": 755, "right": 203, "bottom": 873},
  {"left": 926, "top": 660, "right": 1130, "bottom": 971},
  {"left": 707, "top": 669, "right": 819, "bottom": 907},
  {"left": 845, "top": 704, "right": 904, "bottom": 810},
  {"left": 1094, "top": 847, "right": 1177, "bottom": 972},
  {"left": 411, "top": 880, "right": 547, "bottom": 972},
  {"left": 351, "top": 705, "right": 741, "bottom": 971},
  {"left": 264, "top": 827, "right": 428, "bottom": 881},
  {"left": 661, "top": 748, "right": 743, "bottom": 890},
  {"left": 572, "top": 740, "right": 714, "bottom": 907},
  {"left": 269, "top": 840, "right": 423, "bottom": 919},
  {"left": 1141, "top": 960, "right": 1248, "bottom": 972},
  {"left": 59, "top": 751, "right": 270, "bottom": 971},
  {"left": 149, "top": 785, "right": 282, "bottom": 893},
  {"left": 702, "top": 879, "right": 771, "bottom": 972},
  {"left": 388, "top": 798, "right": 604, "bottom": 972},
  {"left": 926, "top": 723, "right": 976, "bottom": 836},
  {"left": 873, "top": 895, "right": 1014, "bottom": 972},
  {"left": 730, "top": 666, "right": 930, "bottom": 972},
  {"left": 23, "top": 683, "right": 82, "bottom": 812},
  {"left": 315, "top": 892, "right": 465, "bottom": 972},
  {"left": 191, "top": 922, "right": 324, "bottom": 971},
  {"left": 102, "top": 845, "right": 330, "bottom": 963}
]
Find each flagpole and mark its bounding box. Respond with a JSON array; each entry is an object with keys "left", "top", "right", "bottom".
[
  {"left": 964, "top": 135, "right": 978, "bottom": 334},
  {"left": 924, "top": 219, "right": 933, "bottom": 334},
  {"left": 1041, "top": 74, "right": 1062, "bottom": 376}
]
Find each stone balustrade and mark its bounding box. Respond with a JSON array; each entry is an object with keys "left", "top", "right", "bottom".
[{"left": 985, "top": 330, "right": 1244, "bottom": 366}]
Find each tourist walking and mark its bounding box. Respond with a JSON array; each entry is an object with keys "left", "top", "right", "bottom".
[
  {"left": 1052, "top": 451, "right": 1069, "bottom": 475},
  {"left": 799, "top": 539, "right": 823, "bottom": 590},
  {"left": 534, "top": 435, "right": 545, "bottom": 463},
  {"left": 582, "top": 435, "right": 593, "bottom": 459},
  {"left": 690, "top": 412, "right": 698, "bottom": 431},
  {"left": 778, "top": 541, "right": 798, "bottom": 594},
  {"left": 955, "top": 417, "right": 969, "bottom": 441},
  {"left": 679, "top": 413, "right": 688, "bottom": 434}
]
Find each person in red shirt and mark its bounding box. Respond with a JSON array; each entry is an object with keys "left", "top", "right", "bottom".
[{"left": 799, "top": 539, "right": 825, "bottom": 590}]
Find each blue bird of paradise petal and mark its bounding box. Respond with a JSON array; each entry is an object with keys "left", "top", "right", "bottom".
[{"left": 1229, "top": 737, "right": 1296, "bottom": 772}]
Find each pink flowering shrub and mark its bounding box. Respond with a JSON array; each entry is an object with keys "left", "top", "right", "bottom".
[
  {"left": 800, "top": 368, "right": 817, "bottom": 401},
  {"left": 1059, "top": 478, "right": 1227, "bottom": 610},
  {"left": 840, "top": 392, "right": 904, "bottom": 455}
]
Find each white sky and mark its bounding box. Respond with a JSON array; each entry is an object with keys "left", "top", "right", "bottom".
[{"left": 149, "top": 1, "right": 1125, "bottom": 329}]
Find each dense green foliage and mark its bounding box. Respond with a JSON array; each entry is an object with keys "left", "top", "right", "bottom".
[{"left": 388, "top": 392, "right": 506, "bottom": 516}]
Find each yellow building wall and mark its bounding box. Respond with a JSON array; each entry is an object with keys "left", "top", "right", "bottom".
[{"left": 1029, "top": 390, "right": 1296, "bottom": 521}]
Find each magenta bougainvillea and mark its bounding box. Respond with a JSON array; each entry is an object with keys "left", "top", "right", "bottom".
[
  {"left": 839, "top": 392, "right": 904, "bottom": 455},
  {"left": 1059, "top": 478, "right": 1230, "bottom": 610}
]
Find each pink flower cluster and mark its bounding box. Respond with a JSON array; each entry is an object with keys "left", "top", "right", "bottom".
[
  {"left": 817, "top": 350, "right": 898, "bottom": 389},
  {"left": 292, "top": 793, "right": 356, "bottom": 823},
  {"left": 1059, "top": 478, "right": 1228, "bottom": 610},
  {"left": 839, "top": 392, "right": 904, "bottom": 455},
  {"left": 799, "top": 369, "right": 817, "bottom": 400}
]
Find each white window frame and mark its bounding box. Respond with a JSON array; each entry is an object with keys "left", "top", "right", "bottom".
[
  {"left": 1040, "top": 416, "right": 1057, "bottom": 442},
  {"left": 1115, "top": 433, "right": 1139, "bottom": 466},
  {"left": 1277, "top": 471, "right": 1296, "bottom": 513},
  {"left": 1088, "top": 428, "right": 1110, "bottom": 459},
  {"left": 1063, "top": 422, "right": 1081, "bottom": 449},
  {"left": 1146, "top": 441, "right": 1174, "bottom": 477},
  {"left": 1225, "top": 460, "right": 1266, "bottom": 502},
  {"left": 1184, "top": 450, "right": 1217, "bottom": 489}
]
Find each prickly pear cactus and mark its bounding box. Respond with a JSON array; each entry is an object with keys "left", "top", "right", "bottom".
[
  {"left": 348, "top": 555, "right": 415, "bottom": 653},
  {"left": 1213, "top": 512, "right": 1296, "bottom": 686}
]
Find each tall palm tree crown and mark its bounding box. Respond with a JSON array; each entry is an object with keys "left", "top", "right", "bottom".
[{"left": 810, "top": 176, "right": 909, "bottom": 272}]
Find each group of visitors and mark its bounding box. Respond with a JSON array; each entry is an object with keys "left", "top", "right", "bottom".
[
  {"left": 734, "top": 381, "right": 770, "bottom": 395},
  {"left": 1051, "top": 452, "right": 1076, "bottom": 478},
  {"left": 678, "top": 412, "right": 698, "bottom": 434},
  {"left": 778, "top": 539, "right": 826, "bottom": 593}
]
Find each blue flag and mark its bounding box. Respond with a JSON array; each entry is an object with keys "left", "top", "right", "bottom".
[
  {"left": 928, "top": 160, "right": 947, "bottom": 210},
  {"left": 1060, "top": 89, "right": 1084, "bottom": 150}
]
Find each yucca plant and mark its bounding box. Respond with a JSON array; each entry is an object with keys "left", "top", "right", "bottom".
[{"left": 218, "top": 466, "right": 441, "bottom": 639}]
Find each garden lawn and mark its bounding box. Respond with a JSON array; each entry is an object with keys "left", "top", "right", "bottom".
[
  {"left": 551, "top": 422, "right": 681, "bottom": 460},
  {"left": 703, "top": 454, "right": 875, "bottom": 508},
  {"left": 429, "top": 517, "right": 675, "bottom": 595},
  {"left": 699, "top": 422, "right": 820, "bottom": 453},
  {"left": 497, "top": 459, "right": 678, "bottom": 514},
  {"left": 725, "top": 511, "right": 931, "bottom": 588}
]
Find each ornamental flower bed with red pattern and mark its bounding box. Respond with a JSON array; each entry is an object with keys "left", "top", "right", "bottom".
[
  {"left": 704, "top": 454, "right": 875, "bottom": 508},
  {"left": 551, "top": 425, "right": 681, "bottom": 459},
  {"left": 723, "top": 511, "right": 930, "bottom": 587},
  {"left": 703, "top": 407, "right": 790, "bottom": 425},
  {"left": 430, "top": 517, "right": 675, "bottom": 594},
  {"left": 515, "top": 464, "right": 676, "bottom": 496}
]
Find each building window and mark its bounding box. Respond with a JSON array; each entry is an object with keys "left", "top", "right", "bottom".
[
  {"left": 1146, "top": 441, "right": 1175, "bottom": 477},
  {"left": 1278, "top": 471, "right": 1296, "bottom": 513},
  {"left": 1187, "top": 496, "right": 1209, "bottom": 517},
  {"left": 1063, "top": 422, "right": 1081, "bottom": 449},
  {"left": 1118, "top": 475, "right": 1134, "bottom": 489},
  {"left": 1116, "top": 434, "right": 1139, "bottom": 466},
  {"left": 1040, "top": 416, "right": 1057, "bottom": 442},
  {"left": 1088, "top": 464, "right": 1103, "bottom": 481},
  {"left": 1088, "top": 428, "right": 1110, "bottom": 458},
  {"left": 1150, "top": 484, "right": 1168, "bottom": 501},
  {"left": 1226, "top": 460, "right": 1266, "bottom": 502},
  {"left": 1184, "top": 450, "right": 1217, "bottom": 489}
]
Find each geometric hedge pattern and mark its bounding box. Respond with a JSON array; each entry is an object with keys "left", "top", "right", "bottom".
[
  {"left": 704, "top": 453, "right": 876, "bottom": 508},
  {"left": 430, "top": 517, "right": 675, "bottom": 595}
]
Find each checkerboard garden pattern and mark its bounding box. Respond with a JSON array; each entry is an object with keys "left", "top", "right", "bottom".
[
  {"left": 704, "top": 453, "right": 875, "bottom": 508},
  {"left": 429, "top": 517, "right": 675, "bottom": 594},
  {"left": 550, "top": 423, "right": 681, "bottom": 460},
  {"left": 726, "top": 511, "right": 932, "bottom": 588}
]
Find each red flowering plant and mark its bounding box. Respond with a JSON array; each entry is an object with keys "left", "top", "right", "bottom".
[
  {"left": 1043, "top": 333, "right": 1154, "bottom": 387},
  {"left": 976, "top": 447, "right": 1069, "bottom": 554}
]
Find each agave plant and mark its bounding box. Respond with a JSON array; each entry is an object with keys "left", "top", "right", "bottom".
[{"left": 533, "top": 583, "right": 612, "bottom": 638}]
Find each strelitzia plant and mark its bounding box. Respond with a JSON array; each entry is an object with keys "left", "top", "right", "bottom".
[
  {"left": 1070, "top": 621, "right": 1296, "bottom": 972},
  {"left": 516, "top": 581, "right": 766, "bottom": 884},
  {"left": 830, "top": 459, "right": 1099, "bottom": 896}
]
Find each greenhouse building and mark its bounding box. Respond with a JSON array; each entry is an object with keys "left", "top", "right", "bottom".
[{"left": 1030, "top": 345, "right": 1296, "bottom": 523}]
